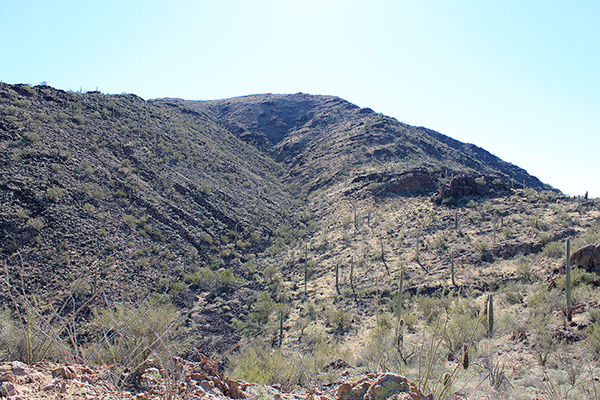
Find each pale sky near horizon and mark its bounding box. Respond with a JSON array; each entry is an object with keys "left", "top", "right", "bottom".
[{"left": 1, "top": 1, "right": 598, "bottom": 197}]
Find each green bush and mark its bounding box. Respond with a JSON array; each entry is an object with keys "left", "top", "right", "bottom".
[
  {"left": 501, "top": 282, "right": 525, "bottom": 305},
  {"left": 0, "top": 306, "right": 66, "bottom": 364},
  {"left": 184, "top": 267, "right": 243, "bottom": 293},
  {"left": 441, "top": 298, "right": 484, "bottom": 358},
  {"left": 588, "top": 323, "right": 600, "bottom": 357},
  {"left": 228, "top": 338, "right": 345, "bottom": 391},
  {"left": 542, "top": 241, "right": 564, "bottom": 259},
  {"left": 87, "top": 298, "right": 183, "bottom": 367},
  {"left": 416, "top": 294, "right": 451, "bottom": 323},
  {"left": 554, "top": 266, "right": 600, "bottom": 289},
  {"left": 326, "top": 309, "right": 352, "bottom": 333}
]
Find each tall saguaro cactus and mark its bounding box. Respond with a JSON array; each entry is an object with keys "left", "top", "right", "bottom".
[
  {"left": 335, "top": 264, "right": 340, "bottom": 295},
  {"left": 304, "top": 244, "right": 309, "bottom": 296},
  {"left": 492, "top": 211, "right": 498, "bottom": 244},
  {"left": 450, "top": 250, "right": 456, "bottom": 288},
  {"left": 454, "top": 210, "right": 459, "bottom": 231},
  {"left": 566, "top": 238, "right": 572, "bottom": 322},
  {"left": 350, "top": 256, "right": 357, "bottom": 303},
  {"left": 415, "top": 233, "right": 420, "bottom": 265},
  {"left": 486, "top": 293, "right": 494, "bottom": 338}
]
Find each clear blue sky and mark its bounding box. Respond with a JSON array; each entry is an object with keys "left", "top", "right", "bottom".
[{"left": 2, "top": 0, "right": 598, "bottom": 197}]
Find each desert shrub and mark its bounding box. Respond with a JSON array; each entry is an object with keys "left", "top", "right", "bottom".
[
  {"left": 267, "top": 243, "right": 285, "bottom": 256},
  {"left": 326, "top": 309, "right": 352, "bottom": 333},
  {"left": 416, "top": 294, "right": 451, "bottom": 323},
  {"left": 554, "top": 267, "right": 600, "bottom": 290},
  {"left": 0, "top": 308, "right": 56, "bottom": 363},
  {"left": 232, "top": 291, "right": 285, "bottom": 337},
  {"left": 589, "top": 308, "right": 600, "bottom": 324},
  {"left": 228, "top": 338, "right": 346, "bottom": 391},
  {"left": 515, "top": 258, "right": 537, "bottom": 283},
  {"left": 543, "top": 241, "right": 564, "bottom": 259},
  {"left": 199, "top": 232, "right": 213, "bottom": 247},
  {"left": 530, "top": 313, "right": 560, "bottom": 367},
  {"left": 236, "top": 239, "right": 251, "bottom": 249},
  {"left": 572, "top": 226, "right": 600, "bottom": 251},
  {"left": 249, "top": 291, "right": 276, "bottom": 325},
  {"left": 26, "top": 217, "right": 45, "bottom": 230},
  {"left": 46, "top": 186, "right": 66, "bottom": 202},
  {"left": 184, "top": 267, "right": 243, "bottom": 293},
  {"left": 0, "top": 308, "right": 22, "bottom": 361},
  {"left": 440, "top": 298, "right": 484, "bottom": 358},
  {"left": 87, "top": 298, "right": 183, "bottom": 371},
  {"left": 501, "top": 282, "right": 525, "bottom": 305},
  {"left": 526, "top": 284, "right": 563, "bottom": 317},
  {"left": 0, "top": 302, "right": 67, "bottom": 364},
  {"left": 358, "top": 322, "right": 403, "bottom": 373},
  {"left": 240, "top": 260, "right": 258, "bottom": 276},
  {"left": 586, "top": 323, "right": 600, "bottom": 357}
]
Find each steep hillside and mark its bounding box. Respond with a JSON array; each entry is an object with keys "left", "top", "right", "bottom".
[
  {"left": 170, "top": 94, "right": 552, "bottom": 196},
  {"left": 0, "top": 83, "right": 302, "bottom": 306}
]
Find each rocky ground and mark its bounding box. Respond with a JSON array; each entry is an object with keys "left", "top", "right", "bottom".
[{"left": 0, "top": 358, "right": 431, "bottom": 400}]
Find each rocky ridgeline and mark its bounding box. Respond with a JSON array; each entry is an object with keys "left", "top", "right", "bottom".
[{"left": 0, "top": 359, "right": 431, "bottom": 400}]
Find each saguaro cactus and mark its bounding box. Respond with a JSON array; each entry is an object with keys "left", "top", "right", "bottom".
[
  {"left": 335, "top": 264, "right": 340, "bottom": 295},
  {"left": 462, "top": 343, "right": 469, "bottom": 369},
  {"left": 450, "top": 250, "right": 456, "bottom": 288},
  {"left": 396, "top": 318, "right": 405, "bottom": 354},
  {"left": 350, "top": 256, "right": 357, "bottom": 302},
  {"left": 566, "top": 238, "right": 572, "bottom": 322},
  {"left": 279, "top": 309, "right": 284, "bottom": 347},
  {"left": 493, "top": 212, "right": 498, "bottom": 244},
  {"left": 304, "top": 244, "right": 309, "bottom": 296},
  {"left": 454, "top": 210, "right": 459, "bottom": 231},
  {"left": 415, "top": 234, "right": 420, "bottom": 264},
  {"left": 487, "top": 293, "right": 494, "bottom": 338}
]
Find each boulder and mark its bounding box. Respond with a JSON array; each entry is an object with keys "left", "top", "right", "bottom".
[
  {"left": 0, "top": 381, "right": 22, "bottom": 397},
  {"left": 52, "top": 365, "right": 77, "bottom": 379},
  {"left": 337, "top": 373, "right": 431, "bottom": 400},
  {"left": 571, "top": 243, "right": 600, "bottom": 272},
  {"left": 547, "top": 243, "right": 600, "bottom": 289}
]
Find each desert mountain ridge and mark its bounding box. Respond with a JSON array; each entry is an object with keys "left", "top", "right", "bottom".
[{"left": 2, "top": 82, "right": 599, "bottom": 400}]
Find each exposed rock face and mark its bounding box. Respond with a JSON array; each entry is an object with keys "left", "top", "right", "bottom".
[
  {"left": 350, "top": 168, "right": 436, "bottom": 197},
  {"left": 432, "top": 175, "right": 511, "bottom": 205},
  {"left": 336, "top": 373, "right": 432, "bottom": 400},
  {"left": 491, "top": 227, "right": 575, "bottom": 259}
]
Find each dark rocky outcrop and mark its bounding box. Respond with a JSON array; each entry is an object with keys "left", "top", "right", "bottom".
[
  {"left": 349, "top": 168, "right": 436, "bottom": 197},
  {"left": 548, "top": 243, "right": 600, "bottom": 288},
  {"left": 571, "top": 243, "right": 600, "bottom": 272},
  {"left": 431, "top": 175, "right": 512, "bottom": 205}
]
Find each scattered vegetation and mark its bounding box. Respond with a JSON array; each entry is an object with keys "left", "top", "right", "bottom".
[{"left": 1, "top": 82, "right": 600, "bottom": 398}]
